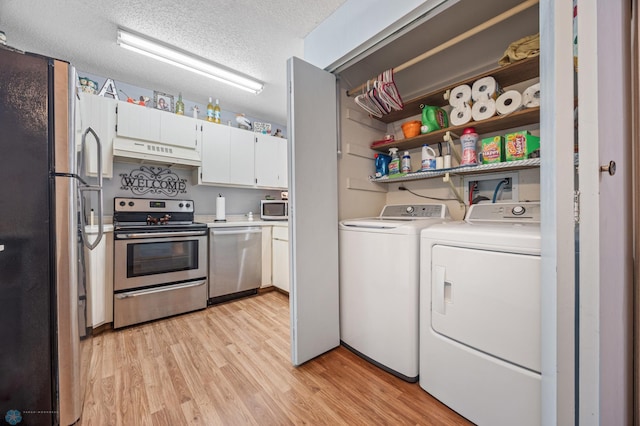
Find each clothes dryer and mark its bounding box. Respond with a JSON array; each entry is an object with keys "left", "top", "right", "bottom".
[
  {"left": 419, "top": 202, "right": 541, "bottom": 425},
  {"left": 339, "top": 203, "right": 450, "bottom": 382}
]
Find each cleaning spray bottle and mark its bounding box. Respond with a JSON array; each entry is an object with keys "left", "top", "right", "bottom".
[{"left": 388, "top": 148, "right": 400, "bottom": 175}]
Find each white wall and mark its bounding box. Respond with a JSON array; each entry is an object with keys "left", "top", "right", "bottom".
[{"left": 304, "top": 0, "right": 457, "bottom": 71}]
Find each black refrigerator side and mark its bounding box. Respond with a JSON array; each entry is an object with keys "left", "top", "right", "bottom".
[{"left": 0, "top": 47, "right": 56, "bottom": 424}]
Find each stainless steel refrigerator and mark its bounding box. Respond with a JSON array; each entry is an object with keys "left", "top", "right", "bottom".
[{"left": 0, "top": 46, "right": 103, "bottom": 425}]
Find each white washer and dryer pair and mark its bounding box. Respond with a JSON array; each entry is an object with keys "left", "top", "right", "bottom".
[
  {"left": 419, "top": 202, "right": 542, "bottom": 426},
  {"left": 339, "top": 203, "right": 450, "bottom": 382}
]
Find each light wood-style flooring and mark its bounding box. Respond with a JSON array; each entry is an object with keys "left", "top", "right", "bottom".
[{"left": 79, "top": 290, "right": 472, "bottom": 425}]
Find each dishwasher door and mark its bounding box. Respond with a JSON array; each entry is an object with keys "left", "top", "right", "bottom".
[{"left": 209, "top": 226, "right": 262, "bottom": 301}]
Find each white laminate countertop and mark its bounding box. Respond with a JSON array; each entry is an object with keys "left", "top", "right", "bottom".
[{"left": 196, "top": 214, "right": 288, "bottom": 228}]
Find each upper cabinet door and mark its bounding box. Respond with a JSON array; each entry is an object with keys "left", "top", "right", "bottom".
[
  {"left": 77, "top": 93, "right": 116, "bottom": 178},
  {"left": 200, "top": 121, "right": 231, "bottom": 184},
  {"left": 115, "top": 101, "right": 161, "bottom": 142},
  {"left": 229, "top": 127, "right": 255, "bottom": 186},
  {"left": 277, "top": 137, "right": 288, "bottom": 188},
  {"left": 255, "top": 133, "right": 280, "bottom": 188},
  {"left": 160, "top": 113, "right": 198, "bottom": 149}
]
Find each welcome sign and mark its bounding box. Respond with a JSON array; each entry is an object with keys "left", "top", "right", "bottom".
[{"left": 120, "top": 166, "right": 187, "bottom": 197}]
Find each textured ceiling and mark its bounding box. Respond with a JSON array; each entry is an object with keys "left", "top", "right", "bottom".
[{"left": 0, "top": 0, "right": 347, "bottom": 124}]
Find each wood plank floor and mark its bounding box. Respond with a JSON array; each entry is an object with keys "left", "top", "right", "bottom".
[{"left": 79, "top": 291, "right": 472, "bottom": 425}]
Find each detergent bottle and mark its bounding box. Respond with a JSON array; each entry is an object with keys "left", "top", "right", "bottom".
[
  {"left": 421, "top": 144, "right": 437, "bottom": 170},
  {"left": 388, "top": 148, "right": 400, "bottom": 175},
  {"left": 420, "top": 105, "right": 449, "bottom": 134},
  {"left": 374, "top": 153, "right": 391, "bottom": 177}
]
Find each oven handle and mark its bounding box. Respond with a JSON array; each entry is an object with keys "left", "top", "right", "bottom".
[
  {"left": 115, "top": 279, "right": 207, "bottom": 299},
  {"left": 116, "top": 230, "right": 207, "bottom": 239}
]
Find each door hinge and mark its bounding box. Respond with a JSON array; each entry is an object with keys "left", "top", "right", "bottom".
[{"left": 574, "top": 189, "right": 580, "bottom": 224}]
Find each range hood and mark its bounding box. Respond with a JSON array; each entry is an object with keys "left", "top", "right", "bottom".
[{"left": 113, "top": 137, "right": 201, "bottom": 167}]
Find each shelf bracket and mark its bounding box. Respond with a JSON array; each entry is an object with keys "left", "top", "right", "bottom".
[
  {"left": 443, "top": 172, "right": 465, "bottom": 205},
  {"left": 443, "top": 89, "right": 451, "bottom": 102},
  {"left": 443, "top": 131, "right": 462, "bottom": 164}
]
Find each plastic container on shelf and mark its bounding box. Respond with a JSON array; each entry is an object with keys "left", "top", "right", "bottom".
[
  {"left": 421, "top": 144, "right": 437, "bottom": 170},
  {"left": 460, "top": 127, "right": 479, "bottom": 166},
  {"left": 401, "top": 151, "right": 412, "bottom": 173}
]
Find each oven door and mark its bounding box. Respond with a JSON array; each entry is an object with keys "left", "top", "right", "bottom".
[{"left": 114, "top": 231, "right": 207, "bottom": 292}]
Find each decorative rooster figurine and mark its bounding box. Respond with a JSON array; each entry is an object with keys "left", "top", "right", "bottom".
[{"left": 236, "top": 113, "right": 252, "bottom": 130}]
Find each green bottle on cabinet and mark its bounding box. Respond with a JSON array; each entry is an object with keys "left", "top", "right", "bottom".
[{"left": 176, "top": 92, "right": 185, "bottom": 115}]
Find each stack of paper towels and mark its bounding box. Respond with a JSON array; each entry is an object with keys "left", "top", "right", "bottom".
[{"left": 448, "top": 78, "right": 540, "bottom": 126}]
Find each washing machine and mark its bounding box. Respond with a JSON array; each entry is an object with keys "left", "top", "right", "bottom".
[
  {"left": 419, "top": 202, "right": 541, "bottom": 425},
  {"left": 339, "top": 203, "right": 450, "bottom": 382}
]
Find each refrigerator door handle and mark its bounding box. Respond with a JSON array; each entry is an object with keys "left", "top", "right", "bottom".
[
  {"left": 0, "top": 244, "right": 4, "bottom": 252},
  {"left": 79, "top": 127, "right": 103, "bottom": 251}
]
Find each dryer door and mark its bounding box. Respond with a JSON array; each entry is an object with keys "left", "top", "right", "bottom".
[{"left": 431, "top": 244, "right": 541, "bottom": 373}]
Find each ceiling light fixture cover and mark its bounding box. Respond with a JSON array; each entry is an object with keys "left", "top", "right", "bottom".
[{"left": 117, "top": 28, "right": 264, "bottom": 94}]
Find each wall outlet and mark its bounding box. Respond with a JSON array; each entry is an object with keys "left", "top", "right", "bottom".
[{"left": 463, "top": 172, "right": 519, "bottom": 204}]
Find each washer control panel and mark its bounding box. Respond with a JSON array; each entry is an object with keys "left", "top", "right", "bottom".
[
  {"left": 466, "top": 202, "right": 540, "bottom": 223},
  {"left": 379, "top": 203, "right": 449, "bottom": 219}
]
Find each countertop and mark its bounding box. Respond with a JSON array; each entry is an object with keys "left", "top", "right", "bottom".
[{"left": 196, "top": 214, "right": 288, "bottom": 228}]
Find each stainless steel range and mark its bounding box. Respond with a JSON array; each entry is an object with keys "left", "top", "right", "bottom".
[{"left": 113, "top": 197, "right": 208, "bottom": 328}]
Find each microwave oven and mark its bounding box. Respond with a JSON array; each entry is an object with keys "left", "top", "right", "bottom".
[{"left": 261, "top": 200, "right": 288, "bottom": 220}]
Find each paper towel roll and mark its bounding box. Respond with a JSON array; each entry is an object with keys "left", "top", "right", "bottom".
[
  {"left": 496, "top": 90, "right": 523, "bottom": 116},
  {"left": 471, "top": 98, "right": 497, "bottom": 121},
  {"left": 450, "top": 103, "right": 473, "bottom": 126},
  {"left": 449, "top": 84, "right": 473, "bottom": 108},
  {"left": 472, "top": 76, "right": 500, "bottom": 101},
  {"left": 522, "top": 83, "right": 540, "bottom": 108},
  {"left": 216, "top": 195, "right": 226, "bottom": 221}
]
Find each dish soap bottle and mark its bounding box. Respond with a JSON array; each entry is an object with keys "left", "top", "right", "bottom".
[
  {"left": 213, "top": 98, "right": 221, "bottom": 124},
  {"left": 175, "top": 92, "right": 185, "bottom": 115},
  {"left": 401, "top": 151, "right": 411, "bottom": 173},
  {"left": 388, "top": 148, "right": 400, "bottom": 175},
  {"left": 206, "top": 97, "right": 215, "bottom": 122}
]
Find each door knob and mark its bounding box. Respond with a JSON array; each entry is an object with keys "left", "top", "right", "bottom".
[{"left": 600, "top": 160, "right": 616, "bottom": 176}]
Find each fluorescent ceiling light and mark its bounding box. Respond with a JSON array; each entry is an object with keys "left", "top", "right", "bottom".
[{"left": 117, "top": 28, "right": 264, "bottom": 94}]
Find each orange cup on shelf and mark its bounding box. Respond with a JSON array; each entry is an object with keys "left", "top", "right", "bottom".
[{"left": 401, "top": 120, "right": 421, "bottom": 138}]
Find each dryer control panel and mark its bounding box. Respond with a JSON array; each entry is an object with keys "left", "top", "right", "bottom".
[{"left": 466, "top": 202, "right": 540, "bottom": 223}]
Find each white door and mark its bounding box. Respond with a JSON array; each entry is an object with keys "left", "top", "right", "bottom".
[
  {"left": 577, "top": 0, "right": 633, "bottom": 424},
  {"left": 160, "top": 113, "right": 198, "bottom": 149},
  {"left": 200, "top": 121, "right": 231, "bottom": 184},
  {"left": 229, "top": 127, "right": 255, "bottom": 186},
  {"left": 287, "top": 56, "right": 340, "bottom": 365},
  {"left": 115, "top": 100, "right": 161, "bottom": 142},
  {"left": 255, "top": 133, "right": 280, "bottom": 187}
]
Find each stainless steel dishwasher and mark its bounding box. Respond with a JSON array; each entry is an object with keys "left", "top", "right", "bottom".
[{"left": 209, "top": 226, "right": 262, "bottom": 303}]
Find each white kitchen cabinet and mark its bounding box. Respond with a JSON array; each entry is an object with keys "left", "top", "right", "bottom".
[
  {"left": 159, "top": 112, "right": 199, "bottom": 149},
  {"left": 77, "top": 93, "right": 116, "bottom": 177},
  {"left": 200, "top": 122, "right": 231, "bottom": 184},
  {"left": 261, "top": 226, "right": 272, "bottom": 287},
  {"left": 255, "top": 133, "right": 288, "bottom": 189},
  {"left": 115, "top": 100, "right": 161, "bottom": 142},
  {"left": 255, "top": 133, "right": 279, "bottom": 187},
  {"left": 196, "top": 123, "right": 254, "bottom": 186},
  {"left": 271, "top": 225, "right": 289, "bottom": 292},
  {"left": 229, "top": 127, "right": 255, "bottom": 186},
  {"left": 116, "top": 100, "right": 199, "bottom": 149},
  {"left": 85, "top": 226, "right": 114, "bottom": 328}
]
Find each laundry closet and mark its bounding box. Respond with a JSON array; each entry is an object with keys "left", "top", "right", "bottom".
[{"left": 288, "top": 0, "right": 632, "bottom": 424}]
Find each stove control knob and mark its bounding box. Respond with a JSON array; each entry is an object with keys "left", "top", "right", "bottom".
[
  {"left": 119, "top": 201, "right": 126, "bottom": 207},
  {"left": 179, "top": 203, "right": 184, "bottom": 208},
  {"left": 512, "top": 205, "right": 526, "bottom": 216},
  {"left": 186, "top": 203, "right": 191, "bottom": 208},
  {"left": 128, "top": 201, "right": 134, "bottom": 207},
  {"left": 405, "top": 206, "right": 415, "bottom": 214}
]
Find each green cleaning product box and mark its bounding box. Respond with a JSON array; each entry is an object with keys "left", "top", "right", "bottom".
[
  {"left": 504, "top": 130, "right": 540, "bottom": 161},
  {"left": 481, "top": 136, "right": 504, "bottom": 164}
]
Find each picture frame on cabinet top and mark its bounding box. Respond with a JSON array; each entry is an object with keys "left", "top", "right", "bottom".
[{"left": 154, "top": 91, "right": 174, "bottom": 112}]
